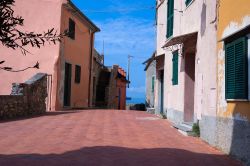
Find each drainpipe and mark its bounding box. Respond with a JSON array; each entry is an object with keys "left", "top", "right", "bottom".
[{"left": 88, "top": 31, "right": 94, "bottom": 108}]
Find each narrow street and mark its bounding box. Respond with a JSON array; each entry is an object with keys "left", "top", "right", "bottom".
[{"left": 0, "top": 110, "right": 241, "bottom": 166}]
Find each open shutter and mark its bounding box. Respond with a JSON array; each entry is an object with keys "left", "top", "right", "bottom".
[{"left": 167, "top": 0, "right": 174, "bottom": 38}]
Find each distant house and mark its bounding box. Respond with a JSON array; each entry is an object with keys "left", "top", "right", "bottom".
[
  {"left": 90, "top": 49, "right": 104, "bottom": 107},
  {"left": 95, "top": 65, "right": 129, "bottom": 110},
  {"left": 0, "top": 0, "right": 100, "bottom": 110},
  {"left": 143, "top": 52, "right": 156, "bottom": 113}
]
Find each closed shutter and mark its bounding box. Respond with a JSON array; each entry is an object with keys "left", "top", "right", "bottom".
[
  {"left": 225, "top": 37, "right": 248, "bottom": 99},
  {"left": 172, "top": 51, "right": 178, "bottom": 85},
  {"left": 167, "top": 0, "right": 174, "bottom": 38}
]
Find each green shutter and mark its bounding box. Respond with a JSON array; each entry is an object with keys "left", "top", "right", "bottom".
[
  {"left": 172, "top": 51, "right": 178, "bottom": 85},
  {"left": 225, "top": 37, "right": 248, "bottom": 99},
  {"left": 167, "top": 0, "right": 174, "bottom": 38},
  {"left": 152, "top": 76, "right": 155, "bottom": 92},
  {"left": 185, "top": 0, "right": 192, "bottom": 6}
]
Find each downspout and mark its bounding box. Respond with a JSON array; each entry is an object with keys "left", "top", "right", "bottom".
[{"left": 88, "top": 30, "right": 94, "bottom": 107}]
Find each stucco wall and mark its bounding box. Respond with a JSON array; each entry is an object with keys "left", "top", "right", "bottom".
[
  {"left": 217, "top": 0, "right": 250, "bottom": 122},
  {"left": 216, "top": 0, "right": 250, "bottom": 164},
  {"left": 162, "top": 0, "right": 217, "bottom": 122},
  {"left": 0, "top": 0, "right": 66, "bottom": 110},
  {"left": 156, "top": 0, "right": 167, "bottom": 57},
  {"left": 56, "top": 4, "right": 94, "bottom": 109}
]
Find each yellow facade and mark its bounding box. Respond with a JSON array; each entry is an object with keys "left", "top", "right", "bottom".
[{"left": 217, "top": 0, "right": 250, "bottom": 120}]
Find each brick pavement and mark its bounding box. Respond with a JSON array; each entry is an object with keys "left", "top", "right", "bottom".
[{"left": 0, "top": 110, "right": 242, "bottom": 166}]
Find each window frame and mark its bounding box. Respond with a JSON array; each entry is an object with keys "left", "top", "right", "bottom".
[
  {"left": 68, "top": 18, "right": 75, "bottom": 40},
  {"left": 225, "top": 36, "right": 248, "bottom": 100},
  {"left": 75, "top": 65, "right": 81, "bottom": 84},
  {"left": 152, "top": 76, "right": 155, "bottom": 93},
  {"left": 167, "top": 0, "right": 174, "bottom": 38},
  {"left": 172, "top": 51, "right": 179, "bottom": 85},
  {"left": 185, "top": 0, "right": 193, "bottom": 7}
]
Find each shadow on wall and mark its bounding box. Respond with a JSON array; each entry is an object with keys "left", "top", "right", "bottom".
[
  {"left": 229, "top": 102, "right": 250, "bottom": 165},
  {"left": 0, "top": 146, "right": 241, "bottom": 166}
]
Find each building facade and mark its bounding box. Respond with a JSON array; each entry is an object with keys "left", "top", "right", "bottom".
[
  {"left": 217, "top": 0, "right": 250, "bottom": 163},
  {"left": 0, "top": 0, "right": 100, "bottom": 110},
  {"left": 90, "top": 49, "right": 104, "bottom": 107},
  {"left": 95, "top": 65, "right": 128, "bottom": 110},
  {"left": 155, "top": 0, "right": 250, "bottom": 164}
]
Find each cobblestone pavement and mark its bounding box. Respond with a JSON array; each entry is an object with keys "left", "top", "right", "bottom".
[{"left": 0, "top": 110, "right": 242, "bottom": 166}]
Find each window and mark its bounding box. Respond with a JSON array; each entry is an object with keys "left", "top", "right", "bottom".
[
  {"left": 225, "top": 37, "right": 248, "bottom": 99},
  {"left": 185, "top": 0, "right": 192, "bottom": 6},
  {"left": 75, "top": 65, "right": 81, "bottom": 84},
  {"left": 172, "top": 51, "right": 179, "bottom": 85},
  {"left": 69, "top": 18, "right": 75, "bottom": 40},
  {"left": 167, "top": 0, "right": 174, "bottom": 38},
  {"left": 152, "top": 76, "right": 155, "bottom": 92}
]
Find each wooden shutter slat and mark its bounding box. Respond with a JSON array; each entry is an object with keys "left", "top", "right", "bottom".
[{"left": 225, "top": 37, "right": 248, "bottom": 99}]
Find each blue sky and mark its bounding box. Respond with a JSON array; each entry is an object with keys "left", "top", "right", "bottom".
[{"left": 72, "top": 0, "right": 156, "bottom": 99}]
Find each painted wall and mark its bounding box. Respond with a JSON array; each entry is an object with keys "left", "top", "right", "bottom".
[
  {"left": 161, "top": 0, "right": 217, "bottom": 124},
  {"left": 217, "top": 0, "right": 250, "bottom": 164},
  {"left": 156, "top": 0, "right": 167, "bottom": 57},
  {"left": 0, "top": 0, "right": 66, "bottom": 110},
  {"left": 145, "top": 61, "right": 156, "bottom": 108},
  {"left": 217, "top": 0, "right": 250, "bottom": 121},
  {"left": 57, "top": 4, "right": 95, "bottom": 109}
]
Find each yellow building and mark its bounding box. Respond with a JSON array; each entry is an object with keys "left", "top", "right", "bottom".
[{"left": 217, "top": 0, "right": 250, "bottom": 163}]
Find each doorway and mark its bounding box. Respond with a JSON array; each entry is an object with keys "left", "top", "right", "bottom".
[
  {"left": 159, "top": 70, "right": 164, "bottom": 114},
  {"left": 64, "top": 63, "right": 72, "bottom": 107},
  {"left": 184, "top": 54, "right": 195, "bottom": 122}
]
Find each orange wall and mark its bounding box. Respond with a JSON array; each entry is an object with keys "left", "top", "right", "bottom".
[
  {"left": 217, "top": 0, "right": 250, "bottom": 120},
  {"left": 56, "top": 5, "right": 94, "bottom": 109}
]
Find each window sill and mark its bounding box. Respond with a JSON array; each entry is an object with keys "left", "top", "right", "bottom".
[{"left": 226, "top": 99, "right": 249, "bottom": 102}]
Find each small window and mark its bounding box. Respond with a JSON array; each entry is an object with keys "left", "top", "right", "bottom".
[
  {"left": 225, "top": 37, "right": 248, "bottom": 99},
  {"left": 69, "top": 18, "right": 75, "bottom": 40},
  {"left": 75, "top": 65, "right": 81, "bottom": 84},
  {"left": 152, "top": 76, "right": 155, "bottom": 92},
  {"left": 172, "top": 51, "right": 179, "bottom": 85},
  {"left": 185, "top": 0, "right": 193, "bottom": 6}
]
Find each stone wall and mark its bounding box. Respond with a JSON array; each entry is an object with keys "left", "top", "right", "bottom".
[{"left": 0, "top": 73, "right": 47, "bottom": 120}]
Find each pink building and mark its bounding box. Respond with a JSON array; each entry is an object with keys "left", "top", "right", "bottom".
[{"left": 0, "top": 0, "right": 100, "bottom": 110}]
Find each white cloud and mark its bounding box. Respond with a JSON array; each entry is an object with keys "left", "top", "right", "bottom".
[{"left": 94, "top": 17, "right": 155, "bottom": 62}]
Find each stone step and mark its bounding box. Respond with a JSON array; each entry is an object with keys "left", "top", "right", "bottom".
[{"left": 172, "top": 123, "right": 193, "bottom": 136}]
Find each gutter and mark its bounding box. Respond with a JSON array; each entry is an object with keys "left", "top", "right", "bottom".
[{"left": 88, "top": 31, "right": 94, "bottom": 107}]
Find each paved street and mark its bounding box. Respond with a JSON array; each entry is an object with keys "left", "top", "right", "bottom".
[{"left": 0, "top": 110, "right": 241, "bottom": 166}]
